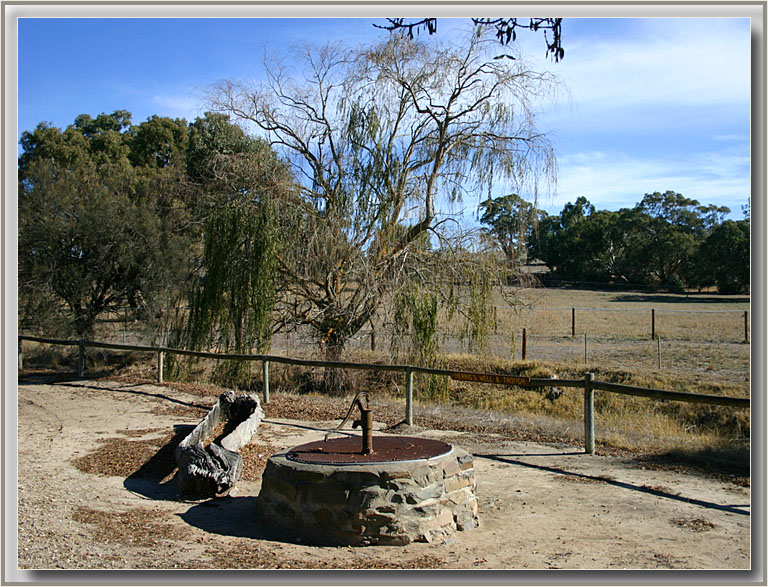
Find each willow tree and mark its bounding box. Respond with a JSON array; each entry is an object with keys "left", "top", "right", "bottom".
[
  {"left": 180, "top": 113, "right": 292, "bottom": 387},
  {"left": 212, "top": 29, "right": 558, "bottom": 391}
]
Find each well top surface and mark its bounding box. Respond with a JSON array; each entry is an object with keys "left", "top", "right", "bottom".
[{"left": 286, "top": 435, "right": 452, "bottom": 464}]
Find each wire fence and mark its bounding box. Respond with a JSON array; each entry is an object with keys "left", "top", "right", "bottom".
[
  {"left": 492, "top": 306, "right": 749, "bottom": 343},
  {"left": 36, "top": 302, "right": 750, "bottom": 388}
]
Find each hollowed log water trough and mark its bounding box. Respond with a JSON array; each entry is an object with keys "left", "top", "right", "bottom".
[{"left": 175, "top": 390, "right": 264, "bottom": 499}]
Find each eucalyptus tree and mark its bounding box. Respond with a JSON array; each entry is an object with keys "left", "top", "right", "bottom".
[
  {"left": 479, "top": 194, "right": 544, "bottom": 266},
  {"left": 212, "top": 30, "right": 558, "bottom": 389},
  {"left": 529, "top": 196, "right": 595, "bottom": 280},
  {"left": 18, "top": 111, "right": 205, "bottom": 340},
  {"left": 19, "top": 113, "right": 164, "bottom": 337},
  {"left": 632, "top": 191, "right": 730, "bottom": 287},
  {"left": 692, "top": 219, "right": 750, "bottom": 293},
  {"left": 528, "top": 192, "right": 736, "bottom": 289}
]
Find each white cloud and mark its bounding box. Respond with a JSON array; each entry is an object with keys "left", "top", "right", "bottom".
[
  {"left": 521, "top": 17, "right": 751, "bottom": 141},
  {"left": 561, "top": 19, "right": 749, "bottom": 108},
  {"left": 514, "top": 18, "right": 752, "bottom": 220},
  {"left": 151, "top": 92, "right": 205, "bottom": 121},
  {"left": 551, "top": 147, "right": 749, "bottom": 216}
]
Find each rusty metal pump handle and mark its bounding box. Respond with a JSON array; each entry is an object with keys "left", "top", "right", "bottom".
[{"left": 324, "top": 391, "right": 370, "bottom": 442}]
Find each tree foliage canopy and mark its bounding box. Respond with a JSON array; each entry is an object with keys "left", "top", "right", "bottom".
[
  {"left": 19, "top": 111, "right": 179, "bottom": 337},
  {"left": 479, "top": 193, "right": 542, "bottom": 265},
  {"left": 181, "top": 112, "right": 292, "bottom": 366}
]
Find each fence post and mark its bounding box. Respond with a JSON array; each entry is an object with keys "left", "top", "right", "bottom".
[
  {"left": 584, "top": 333, "right": 588, "bottom": 364},
  {"left": 157, "top": 350, "right": 164, "bottom": 384},
  {"left": 262, "top": 360, "right": 270, "bottom": 404},
  {"left": 744, "top": 310, "right": 749, "bottom": 343},
  {"left": 405, "top": 368, "right": 414, "bottom": 425},
  {"left": 651, "top": 309, "right": 656, "bottom": 340},
  {"left": 18, "top": 338, "right": 23, "bottom": 371},
  {"left": 522, "top": 328, "right": 527, "bottom": 360},
  {"left": 657, "top": 337, "right": 662, "bottom": 370},
  {"left": 571, "top": 307, "right": 576, "bottom": 337},
  {"left": 584, "top": 372, "right": 595, "bottom": 454},
  {"left": 78, "top": 341, "right": 85, "bottom": 378}
]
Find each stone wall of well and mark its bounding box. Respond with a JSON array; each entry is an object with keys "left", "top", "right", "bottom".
[{"left": 257, "top": 446, "right": 479, "bottom": 546}]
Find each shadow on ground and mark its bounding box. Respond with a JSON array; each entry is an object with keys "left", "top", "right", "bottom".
[
  {"left": 123, "top": 424, "right": 194, "bottom": 501},
  {"left": 613, "top": 293, "right": 749, "bottom": 305},
  {"left": 120, "top": 423, "right": 297, "bottom": 544},
  {"left": 178, "top": 496, "right": 277, "bottom": 541},
  {"left": 635, "top": 445, "right": 751, "bottom": 486},
  {"left": 54, "top": 380, "right": 210, "bottom": 412},
  {"left": 475, "top": 453, "right": 750, "bottom": 517},
  {"left": 18, "top": 371, "right": 82, "bottom": 384}
]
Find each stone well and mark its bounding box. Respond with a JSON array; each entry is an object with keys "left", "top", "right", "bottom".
[{"left": 257, "top": 435, "right": 479, "bottom": 546}]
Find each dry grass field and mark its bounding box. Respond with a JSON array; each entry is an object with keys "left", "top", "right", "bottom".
[
  {"left": 311, "top": 286, "right": 750, "bottom": 389},
  {"left": 499, "top": 287, "right": 749, "bottom": 341}
]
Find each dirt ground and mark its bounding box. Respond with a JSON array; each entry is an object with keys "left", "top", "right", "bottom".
[{"left": 14, "top": 377, "right": 751, "bottom": 572}]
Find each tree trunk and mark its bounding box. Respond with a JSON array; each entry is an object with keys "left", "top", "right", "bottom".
[
  {"left": 72, "top": 304, "right": 97, "bottom": 339},
  {"left": 322, "top": 341, "right": 347, "bottom": 395}
]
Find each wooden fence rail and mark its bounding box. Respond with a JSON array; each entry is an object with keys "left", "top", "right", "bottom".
[{"left": 18, "top": 335, "right": 750, "bottom": 454}]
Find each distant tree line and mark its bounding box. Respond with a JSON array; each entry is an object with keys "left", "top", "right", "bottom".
[{"left": 480, "top": 191, "right": 750, "bottom": 294}]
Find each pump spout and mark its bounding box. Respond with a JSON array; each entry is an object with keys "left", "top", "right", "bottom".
[{"left": 352, "top": 406, "right": 374, "bottom": 455}]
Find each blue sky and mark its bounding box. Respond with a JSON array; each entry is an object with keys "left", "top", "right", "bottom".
[{"left": 15, "top": 14, "right": 752, "bottom": 220}]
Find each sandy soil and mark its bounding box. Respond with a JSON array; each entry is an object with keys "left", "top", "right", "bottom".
[{"left": 14, "top": 378, "right": 751, "bottom": 571}]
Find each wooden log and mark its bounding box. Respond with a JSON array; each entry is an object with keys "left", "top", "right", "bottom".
[
  {"left": 175, "top": 390, "right": 264, "bottom": 499},
  {"left": 78, "top": 342, "right": 85, "bottom": 377},
  {"left": 157, "top": 350, "right": 164, "bottom": 384},
  {"left": 592, "top": 380, "right": 749, "bottom": 408},
  {"left": 522, "top": 328, "right": 527, "bottom": 360},
  {"left": 262, "top": 360, "right": 270, "bottom": 404},
  {"left": 405, "top": 368, "right": 414, "bottom": 425},
  {"left": 177, "top": 442, "right": 243, "bottom": 499},
  {"left": 745, "top": 310, "right": 749, "bottom": 343}
]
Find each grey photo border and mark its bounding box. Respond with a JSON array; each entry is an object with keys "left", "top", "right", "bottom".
[{"left": 2, "top": 1, "right": 765, "bottom": 585}]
